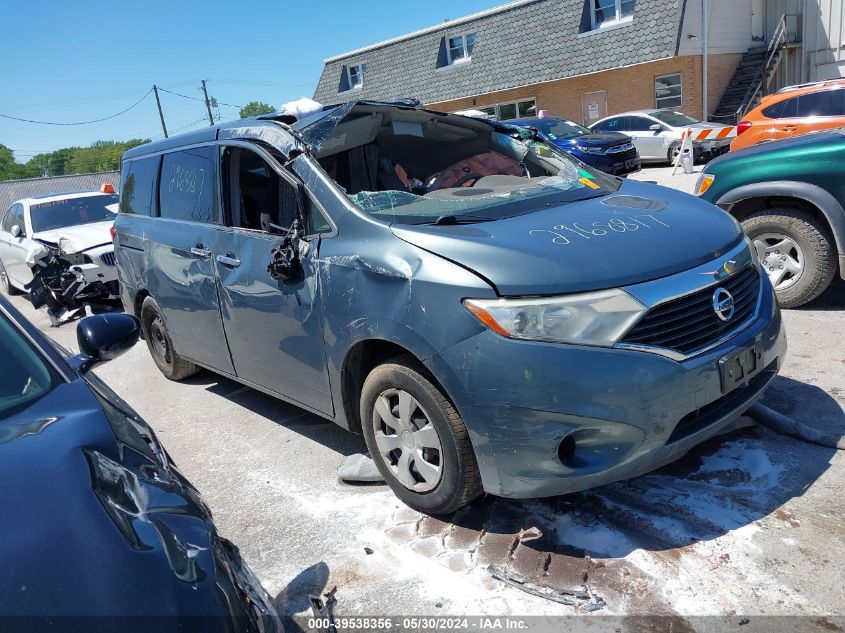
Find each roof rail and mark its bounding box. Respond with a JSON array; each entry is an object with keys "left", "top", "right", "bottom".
[{"left": 776, "top": 78, "right": 845, "bottom": 94}]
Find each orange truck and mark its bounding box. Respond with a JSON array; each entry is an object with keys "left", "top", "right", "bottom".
[{"left": 731, "top": 79, "right": 845, "bottom": 152}]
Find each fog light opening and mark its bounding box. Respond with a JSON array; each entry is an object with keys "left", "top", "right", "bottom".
[{"left": 557, "top": 434, "right": 577, "bottom": 466}]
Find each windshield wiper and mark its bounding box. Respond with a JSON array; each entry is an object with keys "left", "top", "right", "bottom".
[{"left": 426, "top": 214, "right": 498, "bottom": 226}]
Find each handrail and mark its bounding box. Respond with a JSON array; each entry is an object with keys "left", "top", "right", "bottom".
[{"left": 734, "top": 13, "right": 802, "bottom": 120}]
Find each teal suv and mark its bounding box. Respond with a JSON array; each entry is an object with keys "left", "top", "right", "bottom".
[{"left": 696, "top": 128, "right": 845, "bottom": 307}]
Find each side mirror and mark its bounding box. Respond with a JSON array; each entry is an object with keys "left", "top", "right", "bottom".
[
  {"left": 69, "top": 313, "right": 141, "bottom": 374},
  {"left": 649, "top": 124, "right": 663, "bottom": 132},
  {"left": 10, "top": 224, "right": 22, "bottom": 238}
]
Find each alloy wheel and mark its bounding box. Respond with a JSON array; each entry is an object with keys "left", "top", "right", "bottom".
[
  {"left": 753, "top": 232, "right": 804, "bottom": 290},
  {"left": 371, "top": 388, "right": 443, "bottom": 492}
]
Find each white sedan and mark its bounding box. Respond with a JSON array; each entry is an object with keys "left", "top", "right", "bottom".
[
  {"left": 0, "top": 188, "right": 120, "bottom": 320},
  {"left": 590, "top": 109, "right": 734, "bottom": 164}
]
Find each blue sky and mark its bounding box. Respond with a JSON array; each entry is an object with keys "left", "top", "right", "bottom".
[{"left": 0, "top": 0, "right": 500, "bottom": 162}]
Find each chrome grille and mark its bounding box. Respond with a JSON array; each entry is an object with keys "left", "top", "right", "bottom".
[
  {"left": 607, "top": 142, "right": 634, "bottom": 154},
  {"left": 100, "top": 252, "right": 116, "bottom": 267},
  {"left": 621, "top": 266, "right": 760, "bottom": 355}
]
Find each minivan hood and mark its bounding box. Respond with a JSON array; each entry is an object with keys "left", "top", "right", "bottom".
[
  {"left": 34, "top": 220, "right": 114, "bottom": 254},
  {"left": 391, "top": 180, "right": 742, "bottom": 296}
]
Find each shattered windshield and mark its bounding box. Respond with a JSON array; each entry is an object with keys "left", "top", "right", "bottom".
[
  {"left": 30, "top": 194, "right": 118, "bottom": 233},
  {"left": 344, "top": 139, "right": 619, "bottom": 226}
]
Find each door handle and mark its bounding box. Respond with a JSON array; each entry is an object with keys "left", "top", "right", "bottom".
[
  {"left": 215, "top": 254, "right": 241, "bottom": 267},
  {"left": 190, "top": 247, "right": 212, "bottom": 259},
  {"left": 784, "top": 126, "right": 797, "bottom": 131}
]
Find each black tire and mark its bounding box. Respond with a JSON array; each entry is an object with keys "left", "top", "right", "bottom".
[
  {"left": 0, "top": 259, "right": 22, "bottom": 295},
  {"left": 667, "top": 142, "right": 681, "bottom": 164},
  {"left": 360, "top": 354, "right": 481, "bottom": 515},
  {"left": 742, "top": 208, "right": 837, "bottom": 308},
  {"left": 140, "top": 296, "right": 199, "bottom": 380}
]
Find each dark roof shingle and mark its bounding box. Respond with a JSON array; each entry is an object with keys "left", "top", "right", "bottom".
[{"left": 314, "top": 0, "right": 684, "bottom": 105}]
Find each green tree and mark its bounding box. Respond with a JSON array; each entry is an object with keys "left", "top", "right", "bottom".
[{"left": 239, "top": 101, "right": 275, "bottom": 119}]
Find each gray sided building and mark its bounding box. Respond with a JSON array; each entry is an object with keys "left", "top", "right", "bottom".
[{"left": 314, "top": 0, "right": 844, "bottom": 125}]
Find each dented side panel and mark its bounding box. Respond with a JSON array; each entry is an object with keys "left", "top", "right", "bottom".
[{"left": 214, "top": 227, "right": 334, "bottom": 416}]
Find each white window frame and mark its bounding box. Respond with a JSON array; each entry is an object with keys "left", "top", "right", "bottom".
[
  {"left": 466, "top": 98, "right": 537, "bottom": 121},
  {"left": 445, "top": 33, "right": 475, "bottom": 66},
  {"left": 590, "top": 0, "right": 634, "bottom": 30},
  {"left": 347, "top": 63, "right": 365, "bottom": 91},
  {"left": 654, "top": 73, "right": 683, "bottom": 109}
]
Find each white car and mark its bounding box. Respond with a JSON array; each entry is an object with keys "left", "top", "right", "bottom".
[
  {"left": 0, "top": 188, "right": 120, "bottom": 322},
  {"left": 589, "top": 109, "right": 733, "bottom": 164}
]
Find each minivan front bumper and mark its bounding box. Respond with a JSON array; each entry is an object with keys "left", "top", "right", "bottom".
[{"left": 427, "top": 271, "right": 785, "bottom": 498}]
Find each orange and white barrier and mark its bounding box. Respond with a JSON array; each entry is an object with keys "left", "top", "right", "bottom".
[{"left": 680, "top": 126, "right": 737, "bottom": 141}]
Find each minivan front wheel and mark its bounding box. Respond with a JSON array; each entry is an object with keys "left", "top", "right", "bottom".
[
  {"left": 743, "top": 208, "right": 836, "bottom": 308},
  {"left": 140, "top": 297, "right": 199, "bottom": 380},
  {"left": 360, "top": 355, "right": 481, "bottom": 514}
]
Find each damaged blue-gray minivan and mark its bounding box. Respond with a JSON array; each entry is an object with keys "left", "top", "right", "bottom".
[{"left": 115, "top": 101, "right": 786, "bottom": 514}]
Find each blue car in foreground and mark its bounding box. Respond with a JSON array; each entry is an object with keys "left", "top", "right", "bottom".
[
  {"left": 115, "top": 100, "right": 784, "bottom": 515},
  {"left": 509, "top": 116, "right": 641, "bottom": 176},
  {"left": 0, "top": 296, "right": 279, "bottom": 632}
]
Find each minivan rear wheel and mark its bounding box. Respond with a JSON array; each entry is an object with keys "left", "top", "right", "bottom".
[
  {"left": 742, "top": 208, "right": 837, "bottom": 308},
  {"left": 140, "top": 296, "right": 200, "bottom": 380},
  {"left": 360, "top": 355, "right": 481, "bottom": 515}
]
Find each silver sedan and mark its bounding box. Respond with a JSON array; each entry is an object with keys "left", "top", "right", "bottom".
[{"left": 589, "top": 109, "right": 733, "bottom": 164}]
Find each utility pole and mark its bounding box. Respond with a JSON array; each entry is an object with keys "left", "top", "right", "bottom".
[
  {"left": 201, "top": 80, "right": 215, "bottom": 126},
  {"left": 153, "top": 85, "right": 168, "bottom": 138},
  {"left": 702, "top": 0, "right": 709, "bottom": 122}
]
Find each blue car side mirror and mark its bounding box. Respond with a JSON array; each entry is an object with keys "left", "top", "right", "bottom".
[{"left": 69, "top": 313, "right": 141, "bottom": 374}]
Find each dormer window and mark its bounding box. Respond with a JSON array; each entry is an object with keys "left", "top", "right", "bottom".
[
  {"left": 348, "top": 63, "right": 365, "bottom": 89},
  {"left": 591, "top": 0, "right": 634, "bottom": 29},
  {"left": 446, "top": 33, "right": 475, "bottom": 65}
]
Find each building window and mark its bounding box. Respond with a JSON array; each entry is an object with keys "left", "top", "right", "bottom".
[
  {"left": 469, "top": 98, "right": 536, "bottom": 121},
  {"left": 446, "top": 33, "right": 475, "bottom": 65},
  {"left": 655, "top": 73, "right": 682, "bottom": 109},
  {"left": 348, "top": 63, "right": 365, "bottom": 90},
  {"left": 591, "top": 0, "right": 634, "bottom": 29}
]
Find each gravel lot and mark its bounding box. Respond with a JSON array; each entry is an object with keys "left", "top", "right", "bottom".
[{"left": 6, "top": 166, "right": 844, "bottom": 630}]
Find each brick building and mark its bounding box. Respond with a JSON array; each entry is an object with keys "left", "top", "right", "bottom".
[{"left": 313, "top": 0, "right": 844, "bottom": 125}]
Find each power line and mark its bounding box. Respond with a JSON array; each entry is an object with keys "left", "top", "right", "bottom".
[
  {"left": 158, "top": 85, "right": 242, "bottom": 109},
  {"left": 0, "top": 89, "right": 153, "bottom": 126}
]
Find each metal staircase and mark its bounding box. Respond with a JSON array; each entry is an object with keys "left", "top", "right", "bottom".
[{"left": 712, "top": 14, "right": 802, "bottom": 123}]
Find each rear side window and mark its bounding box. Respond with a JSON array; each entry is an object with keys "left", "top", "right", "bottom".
[
  {"left": 119, "top": 157, "right": 159, "bottom": 216},
  {"left": 779, "top": 96, "right": 798, "bottom": 118},
  {"left": 600, "top": 117, "right": 622, "bottom": 131},
  {"left": 796, "top": 88, "right": 845, "bottom": 117},
  {"left": 159, "top": 146, "right": 216, "bottom": 223},
  {"left": 761, "top": 101, "right": 784, "bottom": 118}
]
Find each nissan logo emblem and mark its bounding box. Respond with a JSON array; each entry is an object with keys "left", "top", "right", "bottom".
[{"left": 712, "top": 287, "right": 735, "bottom": 321}]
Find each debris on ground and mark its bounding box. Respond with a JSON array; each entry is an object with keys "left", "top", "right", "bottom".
[
  {"left": 748, "top": 403, "right": 845, "bottom": 449},
  {"left": 309, "top": 587, "right": 338, "bottom": 633},
  {"left": 337, "top": 453, "right": 384, "bottom": 483},
  {"left": 486, "top": 564, "right": 605, "bottom": 611}
]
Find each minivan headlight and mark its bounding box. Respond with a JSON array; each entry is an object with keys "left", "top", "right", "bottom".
[{"left": 463, "top": 289, "right": 647, "bottom": 346}]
